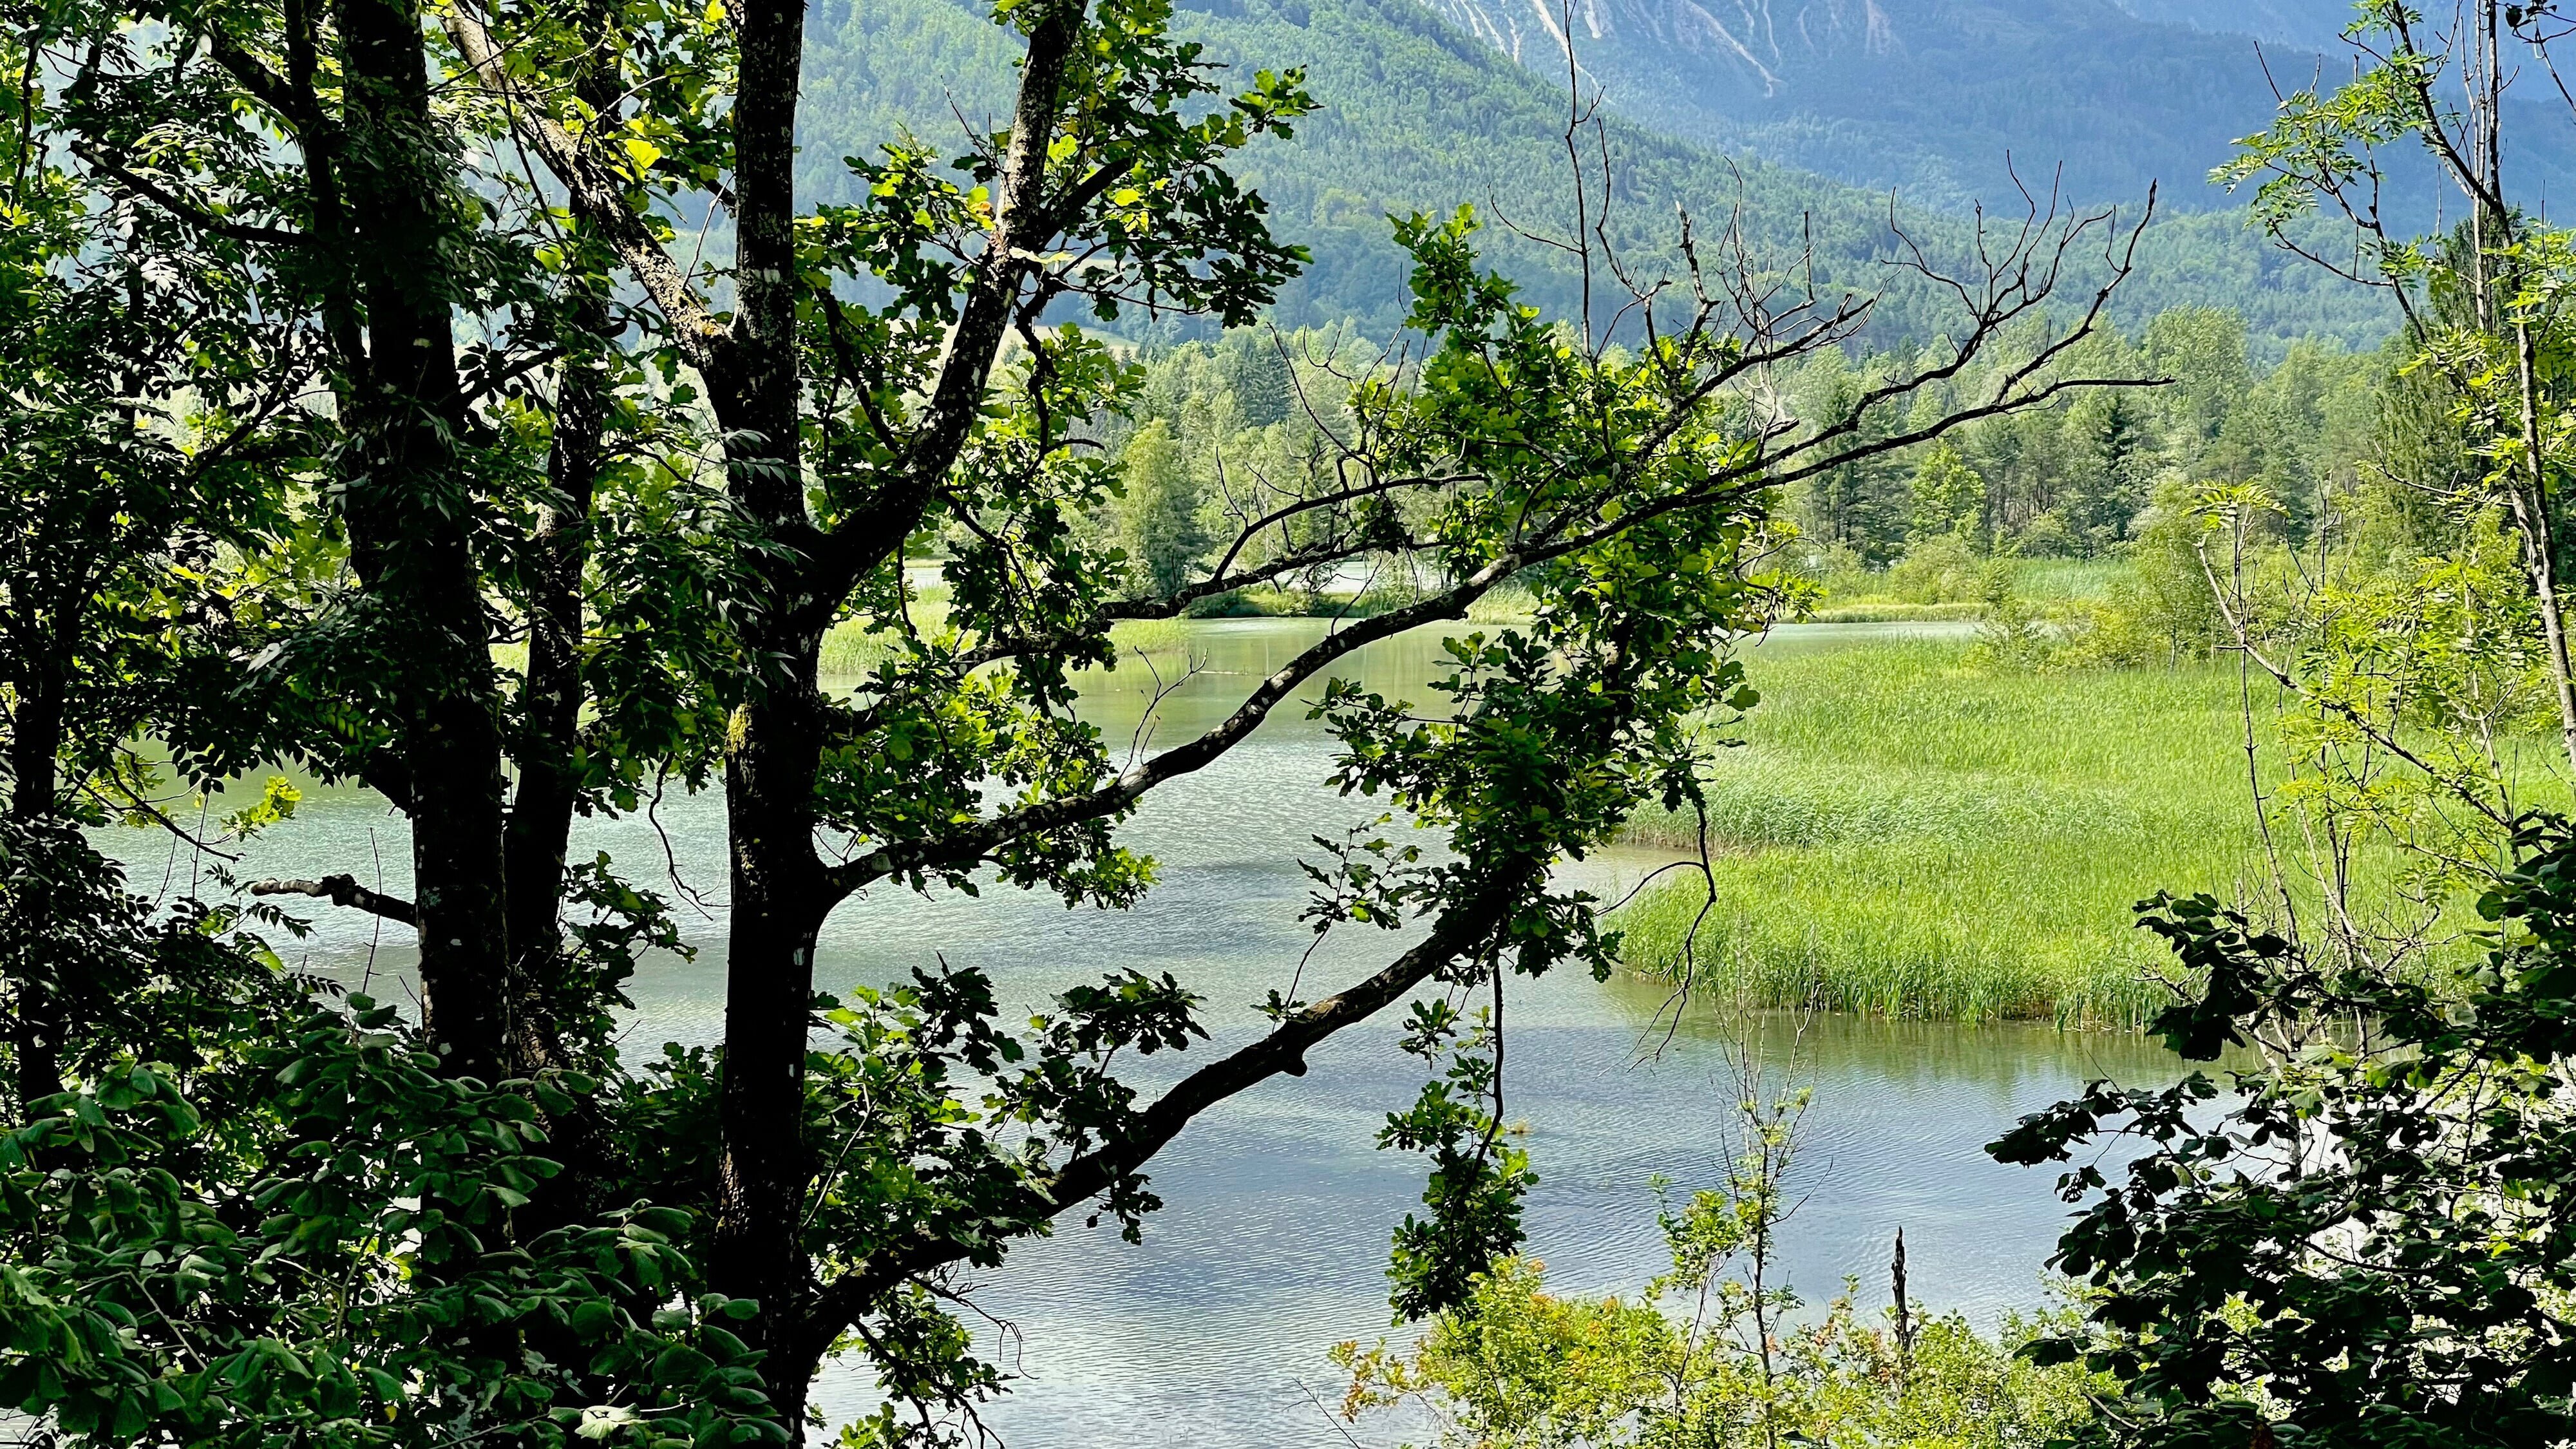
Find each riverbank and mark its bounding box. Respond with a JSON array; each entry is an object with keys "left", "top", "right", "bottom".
[
  {"left": 1612, "top": 638, "right": 2272, "bottom": 1028},
  {"left": 813, "top": 578, "right": 1532, "bottom": 677},
  {"left": 815, "top": 588, "right": 2289, "bottom": 1028}
]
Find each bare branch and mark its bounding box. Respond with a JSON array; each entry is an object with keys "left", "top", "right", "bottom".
[
  {"left": 73, "top": 142, "right": 310, "bottom": 249},
  {"left": 802, "top": 860, "right": 1539, "bottom": 1355},
  {"left": 247, "top": 873, "right": 421, "bottom": 926},
  {"left": 442, "top": 3, "right": 728, "bottom": 370}
]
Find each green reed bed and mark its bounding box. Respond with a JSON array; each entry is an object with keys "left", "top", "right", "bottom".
[
  {"left": 1801, "top": 556, "right": 2125, "bottom": 623},
  {"left": 1804, "top": 600, "right": 1985, "bottom": 623},
  {"left": 1616, "top": 639, "right": 2297, "bottom": 1028}
]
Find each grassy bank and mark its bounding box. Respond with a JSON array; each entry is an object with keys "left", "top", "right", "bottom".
[
  {"left": 1805, "top": 600, "right": 1984, "bottom": 623},
  {"left": 1614, "top": 639, "right": 2286, "bottom": 1028},
  {"left": 817, "top": 574, "right": 1536, "bottom": 676},
  {"left": 1800, "top": 553, "right": 2123, "bottom": 623}
]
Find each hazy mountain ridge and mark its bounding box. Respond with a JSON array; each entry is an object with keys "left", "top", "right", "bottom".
[
  {"left": 1416, "top": 0, "right": 1899, "bottom": 95},
  {"left": 802, "top": 0, "right": 2394, "bottom": 350},
  {"left": 1406, "top": 0, "right": 2562, "bottom": 216},
  {"left": 2119, "top": 0, "right": 2358, "bottom": 50},
  {"left": 1412, "top": 0, "right": 1896, "bottom": 95}
]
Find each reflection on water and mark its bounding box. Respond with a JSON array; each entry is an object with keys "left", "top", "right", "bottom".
[{"left": 102, "top": 617, "right": 2172, "bottom": 1447}]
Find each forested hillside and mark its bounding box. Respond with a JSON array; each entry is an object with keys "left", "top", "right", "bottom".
[
  {"left": 802, "top": 0, "right": 2394, "bottom": 350},
  {"left": 1403, "top": 0, "right": 2485, "bottom": 214},
  {"left": 2119, "top": 0, "right": 2353, "bottom": 49},
  {"left": 1406, "top": 0, "right": 2568, "bottom": 220}
]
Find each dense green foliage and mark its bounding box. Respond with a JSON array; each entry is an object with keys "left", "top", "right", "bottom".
[
  {"left": 0, "top": 831, "right": 779, "bottom": 1448},
  {"left": 19, "top": 0, "right": 2568, "bottom": 1441},
  {"left": 0, "top": 0, "right": 2155, "bottom": 1431},
  {"left": 1993, "top": 822, "right": 2576, "bottom": 1447},
  {"left": 1989, "top": 8, "right": 2576, "bottom": 1444},
  {"left": 1343, "top": 1255, "right": 2092, "bottom": 1449},
  {"left": 0, "top": 8, "right": 778, "bottom": 1437},
  {"left": 1772, "top": 303, "right": 2378, "bottom": 569},
  {"left": 1070, "top": 297, "right": 2383, "bottom": 625}
]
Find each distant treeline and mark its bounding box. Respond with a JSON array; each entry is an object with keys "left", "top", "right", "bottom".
[
  {"left": 1779, "top": 304, "right": 2380, "bottom": 568},
  {"left": 1065, "top": 305, "right": 2394, "bottom": 627}
]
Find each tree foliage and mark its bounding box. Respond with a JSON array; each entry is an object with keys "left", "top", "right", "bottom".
[
  {"left": 1987, "top": 10, "right": 2576, "bottom": 1444},
  {"left": 1994, "top": 820, "right": 2576, "bottom": 1448},
  {"left": 0, "top": 0, "right": 2148, "bottom": 1439}
]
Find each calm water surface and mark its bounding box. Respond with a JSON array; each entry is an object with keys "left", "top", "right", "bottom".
[{"left": 118, "top": 618, "right": 2181, "bottom": 1446}]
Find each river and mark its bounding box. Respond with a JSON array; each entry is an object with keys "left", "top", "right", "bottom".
[{"left": 115, "top": 617, "right": 2188, "bottom": 1446}]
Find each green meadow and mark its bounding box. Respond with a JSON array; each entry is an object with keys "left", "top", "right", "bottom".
[{"left": 1615, "top": 637, "right": 2322, "bottom": 1028}]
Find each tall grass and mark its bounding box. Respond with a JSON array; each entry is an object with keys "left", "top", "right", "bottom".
[
  {"left": 1804, "top": 552, "right": 2126, "bottom": 622},
  {"left": 2011, "top": 558, "right": 2125, "bottom": 600},
  {"left": 1615, "top": 639, "right": 2402, "bottom": 1028}
]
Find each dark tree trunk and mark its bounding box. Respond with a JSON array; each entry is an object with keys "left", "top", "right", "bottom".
[
  {"left": 504, "top": 290, "right": 613, "bottom": 1083},
  {"left": 710, "top": 640, "right": 829, "bottom": 1428},
  {"left": 702, "top": 0, "right": 827, "bottom": 1419},
  {"left": 7, "top": 659, "right": 66, "bottom": 1108},
  {"left": 692, "top": 4, "right": 1083, "bottom": 1424},
  {"left": 330, "top": 0, "right": 511, "bottom": 1083},
  {"left": 498, "top": 292, "right": 632, "bottom": 1270}
]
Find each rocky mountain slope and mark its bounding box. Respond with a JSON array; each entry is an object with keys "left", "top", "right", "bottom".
[
  {"left": 1406, "top": 0, "right": 2557, "bottom": 214},
  {"left": 2125, "top": 0, "right": 2356, "bottom": 50},
  {"left": 803, "top": 0, "right": 2395, "bottom": 346}
]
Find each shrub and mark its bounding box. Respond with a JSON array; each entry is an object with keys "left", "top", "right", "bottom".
[{"left": 1339, "top": 1061, "right": 2101, "bottom": 1448}]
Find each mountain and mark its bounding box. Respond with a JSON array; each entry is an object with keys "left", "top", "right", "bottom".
[
  {"left": 2123, "top": 0, "right": 2357, "bottom": 51},
  {"left": 1407, "top": 0, "right": 2561, "bottom": 216},
  {"left": 800, "top": 0, "right": 2394, "bottom": 352}
]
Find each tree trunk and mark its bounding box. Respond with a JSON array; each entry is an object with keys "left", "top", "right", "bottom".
[
  {"left": 2508, "top": 317, "right": 2576, "bottom": 774},
  {"left": 693, "top": 0, "right": 1082, "bottom": 1424},
  {"left": 331, "top": 0, "right": 511, "bottom": 1083},
  {"left": 504, "top": 290, "right": 614, "bottom": 1082},
  {"left": 6, "top": 661, "right": 65, "bottom": 1108},
  {"left": 703, "top": 0, "right": 825, "bottom": 1417},
  {"left": 711, "top": 650, "right": 829, "bottom": 1430},
  {"left": 2456, "top": 5, "right": 2576, "bottom": 774}
]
